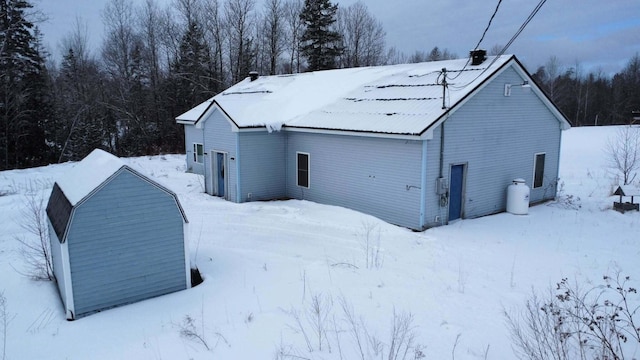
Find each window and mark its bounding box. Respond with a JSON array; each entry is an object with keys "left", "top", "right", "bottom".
[
  {"left": 533, "top": 153, "right": 545, "bottom": 188},
  {"left": 193, "top": 143, "right": 203, "bottom": 164},
  {"left": 297, "top": 152, "right": 309, "bottom": 188}
]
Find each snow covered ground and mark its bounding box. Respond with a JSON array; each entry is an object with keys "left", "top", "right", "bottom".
[{"left": 0, "top": 126, "right": 638, "bottom": 359}]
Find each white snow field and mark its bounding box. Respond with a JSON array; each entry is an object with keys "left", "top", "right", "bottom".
[{"left": 0, "top": 125, "right": 638, "bottom": 359}]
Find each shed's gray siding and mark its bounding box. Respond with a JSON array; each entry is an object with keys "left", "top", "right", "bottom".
[
  {"left": 66, "top": 169, "right": 186, "bottom": 318},
  {"left": 238, "top": 131, "right": 286, "bottom": 202},
  {"left": 202, "top": 108, "right": 238, "bottom": 200},
  {"left": 48, "top": 221, "right": 67, "bottom": 308},
  {"left": 436, "top": 67, "right": 562, "bottom": 221},
  {"left": 184, "top": 125, "right": 205, "bottom": 175},
  {"left": 285, "top": 132, "right": 423, "bottom": 229}
]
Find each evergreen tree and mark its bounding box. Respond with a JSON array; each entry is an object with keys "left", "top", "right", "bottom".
[
  {"left": 0, "top": 0, "right": 51, "bottom": 169},
  {"left": 299, "top": 0, "right": 343, "bottom": 71},
  {"left": 172, "top": 21, "right": 213, "bottom": 112},
  {"left": 56, "top": 47, "right": 108, "bottom": 162},
  {"left": 20, "top": 27, "right": 53, "bottom": 166}
]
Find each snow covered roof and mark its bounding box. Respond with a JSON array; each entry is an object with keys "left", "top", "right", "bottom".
[
  {"left": 55, "top": 149, "right": 127, "bottom": 206},
  {"left": 176, "top": 98, "right": 214, "bottom": 124},
  {"left": 614, "top": 185, "right": 640, "bottom": 197},
  {"left": 47, "top": 149, "right": 188, "bottom": 242},
  {"left": 176, "top": 55, "right": 568, "bottom": 136}
]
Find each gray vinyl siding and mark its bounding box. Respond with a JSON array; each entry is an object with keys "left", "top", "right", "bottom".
[
  {"left": 184, "top": 125, "right": 205, "bottom": 175},
  {"left": 66, "top": 170, "right": 186, "bottom": 318},
  {"left": 285, "top": 132, "right": 423, "bottom": 229},
  {"left": 238, "top": 131, "right": 286, "bottom": 202},
  {"left": 436, "top": 66, "right": 562, "bottom": 221},
  {"left": 202, "top": 108, "right": 238, "bottom": 200},
  {"left": 48, "top": 220, "right": 67, "bottom": 308}
]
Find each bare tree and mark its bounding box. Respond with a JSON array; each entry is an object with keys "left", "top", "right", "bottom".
[
  {"left": 157, "top": 3, "right": 184, "bottom": 69},
  {"left": 606, "top": 125, "right": 640, "bottom": 185},
  {"left": 336, "top": 1, "right": 386, "bottom": 68},
  {"left": 102, "top": 0, "right": 150, "bottom": 155},
  {"left": 101, "top": 0, "right": 137, "bottom": 81},
  {"left": 262, "top": 0, "right": 286, "bottom": 75},
  {"left": 137, "top": 0, "right": 164, "bottom": 86},
  {"left": 225, "top": 0, "right": 256, "bottom": 83},
  {"left": 202, "top": 0, "right": 227, "bottom": 90},
  {"left": 506, "top": 273, "right": 640, "bottom": 360},
  {"left": 56, "top": 18, "right": 110, "bottom": 161},
  {"left": 489, "top": 44, "right": 503, "bottom": 56},
  {"left": 174, "top": 0, "right": 201, "bottom": 27},
  {"left": 15, "top": 190, "right": 54, "bottom": 281},
  {"left": 283, "top": 0, "right": 303, "bottom": 73},
  {"left": 542, "top": 55, "right": 562, "bottom": 103},
  {"left": 407, "top": 50, "right": 428, "bottom": 64},
  {"left": 135, "top": 0, "right": 167, "bottom": 147},
  {"left": 385, "top": 46, "right": 407, "bottom": 65}
]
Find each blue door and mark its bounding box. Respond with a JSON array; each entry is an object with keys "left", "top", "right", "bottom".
[
  {"left": 216, "top": 152, "right": 225, "bottom": 197},
  {"left": 449, "top": 164, "right": 464, "bottom": 221}
]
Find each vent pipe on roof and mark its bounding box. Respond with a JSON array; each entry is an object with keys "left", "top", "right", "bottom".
[
  {"left": 469, "top": 49, "right": 487, "bottom": 65},
  {"left": 249, "top": 71, "right": 259, "bottom": 81}
]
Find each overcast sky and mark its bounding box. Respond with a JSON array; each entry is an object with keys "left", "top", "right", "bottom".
[{"left": 34, "top": 0, "right": 640, "bottom": 76}]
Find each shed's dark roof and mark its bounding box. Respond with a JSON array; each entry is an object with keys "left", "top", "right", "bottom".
[{"left": 46, "top": 183, "right": 73, "bottom": 241}]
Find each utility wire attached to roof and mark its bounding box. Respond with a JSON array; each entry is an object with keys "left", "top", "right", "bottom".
[
  {"left": 473, "top": 0, "right": 504, "bottom": 54},
  {"left": 448, "top": 0, "right": 548, "bottom": 90},
  {"left": 448, "top": 0, "right": 504, "bottom": 82}
]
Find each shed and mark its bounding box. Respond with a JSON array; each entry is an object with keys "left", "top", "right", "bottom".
[
  {"left": 177, "top": 54, "right": 570, "bottom": 230},
  {"left": 46, "top": 149, "right": 190, "bottom": 320}
]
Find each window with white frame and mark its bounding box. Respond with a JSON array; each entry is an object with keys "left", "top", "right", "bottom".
[
  {"left": 533, "top": 152, "right": 545, "bottom": 188},
  {"left": 297, "top": 152, "right": 309, "bottom": 188},
  {"left": 193, "top": 143, "right": 204, "bottom": 164}
]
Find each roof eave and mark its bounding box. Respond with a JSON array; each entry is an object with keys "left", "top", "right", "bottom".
[{"left": 283, "top": 125, "right": 424, "bottom": 140}]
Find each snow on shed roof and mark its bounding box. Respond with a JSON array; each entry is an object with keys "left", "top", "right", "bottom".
[
  {"left": 177, "top": 55, "right": 525, "bottom": 135},
  {"left": 48, "top": 150, "right": 188, "bottom": 243},
  {"left": 55, "top": 149, "right": 127, "bottom": 206}
]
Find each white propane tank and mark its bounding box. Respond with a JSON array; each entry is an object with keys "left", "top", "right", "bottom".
[{"left": 507, "top": 178, "right": 530, "bottom": 215}]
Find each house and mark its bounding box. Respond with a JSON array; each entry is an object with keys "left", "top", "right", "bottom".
[
  {"left": 176, "top": 52, "right": 570, "bottom": 230},
  {"left": 46, "top": 149, "right": 190, "bottom": 320}
]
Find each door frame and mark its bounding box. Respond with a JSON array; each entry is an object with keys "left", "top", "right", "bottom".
[
  {"left": 448, "top": 162, "right": 467, "bottom": 223},
  {"left": 210, "top": 150, "right": 229, "bottom": 200}
]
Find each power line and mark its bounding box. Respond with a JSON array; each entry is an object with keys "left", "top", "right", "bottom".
[
  {"left": 448, "top": 0, "right": 503, "bottom": 81},
  {"left": 499, "top": 0, "right": 547, "bottom": 56},
  {"left": 473, "top": 0, "right": 504, "bottom": 53},
  {"left": 448, "top": 0, "right": 548, "bottom": 90}
]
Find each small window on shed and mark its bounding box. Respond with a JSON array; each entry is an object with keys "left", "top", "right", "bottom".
[
  {"left": 297, "top": 152, "right": 309, "bottom": 188},
  {"left": 533, "top": 153, "right": 545, "bottom": 188},
  {"left": 193, "top": 143, "right": 204, "bottom": 164}
]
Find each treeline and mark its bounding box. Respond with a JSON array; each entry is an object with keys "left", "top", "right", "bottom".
[
  {"left": 0, "top": 0, "right": 638, "bottom": 170},
  {"left": 532, "top": 55, "right": 640, "bottom": 126},
  {"left": 1, "top": 0, "right": 459, "bottom": 170}
]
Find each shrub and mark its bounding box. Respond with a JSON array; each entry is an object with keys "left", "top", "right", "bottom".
[
  {"left": 505, "top": 272, "right": 640, "bottom": 360},
  {"left": 283, "top": 293, "right": 425, "bottom": 359},
  {"left": 15, "top": 191, "right": 54, "bottom": 281},
  {"left": 606, "top": 125, "right": 640, "bottom": 185}
]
